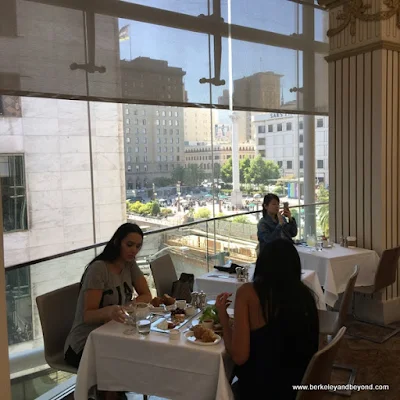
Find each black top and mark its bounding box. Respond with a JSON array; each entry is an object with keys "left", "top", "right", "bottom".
[{"left": 235, "top": 296, "right": 319, "bottom": 399}]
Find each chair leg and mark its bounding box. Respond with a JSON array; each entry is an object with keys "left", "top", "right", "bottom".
[
  {"left": 143, "top": 396, "right": 148, "bottom": 400},
  {"left": 329, "top": 364, "right": 357, "bottom": 397},
  {"left": 348, "top": 294, "right": 400, "bottom": 344}
]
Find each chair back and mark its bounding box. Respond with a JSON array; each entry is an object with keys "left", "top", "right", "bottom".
[
  {"left": 337, "top": 265, "right": 359, "bottom": 331},
  {"left": 296, "top": 327, "right": 346, "bottom": 400},
  {"left": 36, "top": 283, "right": 80, "bottom": 364},
  {"left": 374, "top": 247, "right": 400, "bottom": 292},
  {"left": 150, "top": 254, "right": 178, "bottom": 297}
]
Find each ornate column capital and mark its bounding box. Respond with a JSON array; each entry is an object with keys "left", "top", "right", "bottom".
[{"left": 320, "top": 0, "right": 400, "bottom": 59}]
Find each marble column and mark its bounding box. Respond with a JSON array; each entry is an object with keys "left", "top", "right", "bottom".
[
  {"left": 320, "top": 0, "right": 400, "bottom": 322},
  {"left": 230, "top": 112, "right": 242, "bottom": 208},
  {"left": 0, "top": 186, "right": 12, "bottom": 399}
]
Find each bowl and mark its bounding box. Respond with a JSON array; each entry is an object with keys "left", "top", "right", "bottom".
[
  {"left": 185, "top": 305, "right": 196, "bottom": 316},
  {"left": 169, "top": 329, "right": 180, "bottom": 341}
]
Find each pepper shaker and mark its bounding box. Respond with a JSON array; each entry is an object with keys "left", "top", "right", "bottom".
[
  {"left": 198, "top": 291, "right": 207, "bottom": 309},
  {"left": 191, "top": 292, "right": 199, "bottom": 308}
]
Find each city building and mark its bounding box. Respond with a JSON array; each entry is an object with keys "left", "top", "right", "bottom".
[
  {"left": 120, "top": 57, "right": 186, "bottom": 102},
  {"left": 253, "top": 113, "right": 329, "bottom": 185},
  {"left": 121, "top": 58, "right": 187, "bottom": 189},
  {"left": 183, "top": 108, "right": 219, "bottom": 142},
  {"left": 184, "top": 141, "right": 256, "bottom": 173},
  {"left": 123, "top": 104, "right": 185, "bottom": 189}
]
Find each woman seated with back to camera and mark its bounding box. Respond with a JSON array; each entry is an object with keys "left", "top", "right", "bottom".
[
  {"left": 216, "top": 239, "right": 319, "bottom": 400},
  {"left": 64, "top": 223, "right": 152, "bottom": 369},
  {"left": 257, "top": 193, "right": 297, "bottom": 254}
]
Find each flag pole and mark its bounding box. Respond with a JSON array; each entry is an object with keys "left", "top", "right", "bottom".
[{"left": 129, "top": 25, "right": 132, "bottom": 61}]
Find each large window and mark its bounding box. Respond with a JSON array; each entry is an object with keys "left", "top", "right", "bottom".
[{"left": 1, "top": 155, "right": 27, "bottom": 232}]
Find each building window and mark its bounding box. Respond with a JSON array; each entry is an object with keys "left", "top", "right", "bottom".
[
  {"left": 156, "top": 120, "right": 160, "bottom": 125},
  {"left": 268, "top": 125, "right": 273, "bottom": 133},
  {"left": 277, "top": 123, "right": 283, "bottom": 132},
  {"left": 142, "top": 110, "right": 146, "bottom": 116},
  {"left": 300, "top": 160, "right": 304, "bottom": 169},
  {"left": 143, "top": 138, "right": 147, "bottom": 144},
  {"left": 299, "top": 134, "right": 303, "bottom": 143},
  {"left": 144, "top": 165, "right": 148, "bottom": 171},
  {"left": 144, "top": 147, "right": 148, "bottom": 153},
  {"left": 317, "top": 119, "right": 324, "bottom": 128},
  {"left": 127, "top": 146, "right": 132, "bottom": 152},
  {"left": 143, "top": 128, "right": 146, "bottom": 134},
  {"left": 258, "top": 126, "right": 266, "bottom": 134},
  {"left": 143, "top": 120, "right": 146, "bottom": 125},
  {"left": 163, "top": 129, "right": 167, "bottom": 135},
  {"left": 126, "top": 118, "right": 130, "bottom": 124},
  {"left": 144, "top": 156, "right": 148, "bottom": 162},
  {"left": 135, "top": 119, "right": 139, "bottom": 125},
  {"left": 177, "top": 156, "right": 180, "bottom": 161},
  {"left": 169, "top": 129, "right": 173, "bottom": 135},
  {"left": 126, "top": 128, "right": 130, "bottom": 134},
  {"left": 125, "top": 109, "right": 129, "bottom": 115},
  {"left": 136, "top": 128, "right": 140, "bottom": 134},
  {"left": 157, "top": 129, "right": 161, "bottom": 135},
  {"left": 277, "top": 161, "right": 283, "bottom": 167},
  {"left": 176, "top": 129, "right": 180, "bottom": 135},
  {"left": 287, "top": 160, "right": 293, "bottom": 169},
  {"left": 286, "top": 122, "right": 292, "bottom": 131},
  {"left": 127, "top": 165, "right": 132, "bottom": 171},
  {"left": 127, "top": 155, "right": 131, "bottom": 162},
  {"left": 168, "top": 120, "right": 172, "bottom": 126},
  {"left": 157, "top": 156, "right": 161, "bottom": 161},
  {"left": 135, "top": 147, "right": 139, "bottom": 153},
  {"left": 162, "top": 111, "right": 166, "bottom": 117},
  {"left": 317, "top": 160, "right": 324, "bottom": 169},
  {"left": 157, "top": 138, "right": 161, "bottom": 144},
  {"left": 134, "top": 110, "right": 138, "bottom": 115},
  {"left": 176, "top": 138, "right": 180, "bottom": 144},
  {"left": 135, "top": 138, "right": 139, "bottom": 144},
  {"left": 162, "top": 120, "right": 166, "bottom": 126},
  {"left": 1, "top": 155, "right": 28, "bottom": 232},
  {"left": 299, "top": 121, "right": 304, "bottom": 130},
  {"left": 126, "top": 137, "right": 130, "bottom": 143},
  {"left": 164, "top": 138, "right": 168, "bottom": 144},
  {"left": 174, "top": 111, "right": 178, "bottom": 117},
  {"left": 258, "top": 138, "right": 265, "bottom": 146},
  {"left": 168, "top": 111, "right": 172, "bottom": 117},
  {"left": 170, "top": 138, "right": 174, "bottom": 144},
  {"left": 156, "top": 110, "right": 159, "bottom": 116},
  {"left": 299, "top": 147, "right": 303, "bottom": 156}
]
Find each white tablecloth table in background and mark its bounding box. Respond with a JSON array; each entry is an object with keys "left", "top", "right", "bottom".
[
  {"left": 296, "top": 245, "right": 379, "bottom": 307},
  {"left": 75, "top": 321, "right": 234, "bottom": 400},
  {"left": 195, "top": 267, "right": 326, "bottom": 311}
]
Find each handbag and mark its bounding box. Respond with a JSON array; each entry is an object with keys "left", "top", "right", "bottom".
[{"left": 171, "top": 273, "right": 194, "bottom": 303}]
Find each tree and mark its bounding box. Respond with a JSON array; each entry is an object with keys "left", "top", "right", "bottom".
[
  {"left": 264, "top": 160, "right": 280, "bottom": 181},
  {"left": 184, "top": 164, "right": 207, "bottom": 186},
  {"left": 246, "top": 155, "right": 266, "bottom": 184},
  {"left": 232, "top": 215, "right": 251, "bottom": 224},
  {"left": 194, "top": 207, "right": 211, "bottom": 219},
  {"left": 221, "top": 157, "right": 232, "bottom": 183},
  {"left": 239, "top": 157, "right": 251, "bottom": 183},
  {"left": 153, "top": 177, "right": 174, "bottom": 187},
  {"left": 171, "top": 165, "right": 185, "bottom": 183}
]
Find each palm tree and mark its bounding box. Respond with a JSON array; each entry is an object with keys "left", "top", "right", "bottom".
[{"left": 316, "top": 185, "right": 329, "bottom": 236}]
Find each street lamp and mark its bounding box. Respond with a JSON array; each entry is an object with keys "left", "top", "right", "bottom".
[
  {"left": 152, "top": 183, "right": 157, "bottom": 201},
  {"left": 176, "top": 181, "right": 181, "bottom": 212}
]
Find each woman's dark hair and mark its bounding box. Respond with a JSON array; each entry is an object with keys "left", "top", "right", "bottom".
[
  {"left": 262, "top": 193, "right": 280, "bottom": 218},
  {"left": 81, "top": 223, "right": 144, "bottom": 284},
  {"left": 253, "top": 239, "right": 318, "bottom": 326}
]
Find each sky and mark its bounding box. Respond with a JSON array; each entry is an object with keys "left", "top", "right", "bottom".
[{"left": 118, "top": 0, "right": 327, "bottom": 106}]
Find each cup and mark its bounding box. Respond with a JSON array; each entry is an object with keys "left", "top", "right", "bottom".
[
  {"left": 202, "top": 319, "right": 214, "bottom": 329},
  {"left": 137, "top": 319, "right": 151, "bottom": 335},
  {"left": 347, "top": 236, "right": 357, "bottom": 248},
  {"left": 176, "top": 300, "right": 187, "bottom": 309},
  {"left": 169, "top": 329, "right": 180, "bottom": 341},
  {"left": 185, "top": 305, "right": 196, "bottom": 316}
]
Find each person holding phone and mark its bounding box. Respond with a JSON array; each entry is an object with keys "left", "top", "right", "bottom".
[{"left": 257, "top": 193, "right": 297, "bottom": 254}]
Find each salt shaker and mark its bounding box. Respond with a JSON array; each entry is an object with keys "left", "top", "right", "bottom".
[
  {"left": 198, "top": 291, "right": 207, "bottom": 309},
  {"left": 191, "top": 292, "right": 199, "bottom": 308}
]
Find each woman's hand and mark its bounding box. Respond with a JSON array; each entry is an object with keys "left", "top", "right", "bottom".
[
  {"left": 109, "top": 305, "right": 127, "bottom": 323},
  {"left": 283, "top": 208, "right": 292, "bottom": 220},
  {"left": 216, "top": 292, "right": 232, "bottom": 321}
]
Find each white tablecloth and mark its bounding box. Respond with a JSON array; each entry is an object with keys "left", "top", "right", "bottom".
[
  {"left": 195, "top": 268, "right": 326, "bottom": 311},
  {"left": 75, "top": 321, "right": 234, "bottom": 400},
  {"left": 296, "top": 245, "right": 379, "bottom": 307}
]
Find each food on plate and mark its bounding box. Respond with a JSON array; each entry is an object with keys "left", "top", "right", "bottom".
[
  {"left": 192, "top": 325, "right": 218, "bottom": 343},
  {"left": 157, "top": 319, "right": 168, "bottom": 330},
  {"left": 171, "top": 308, "right": 186, "bottom": 316},
  {"left": 151, "top": 297, "right": 163, "bottom": 307},
  {"left": 162, "top": 294, "right": 176, "bottom": 306},
  {"left": 172, "top": 314, "right": 186, "bottom": 323},
  {"left": 151, "top": 295, "right": 176, "bottom": 307},
  {"left": 199, "top": 305, "right": 219, "bottom": 324}
]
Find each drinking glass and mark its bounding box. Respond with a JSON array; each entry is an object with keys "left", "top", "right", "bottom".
[
  {"left": 122, "top": 303, "right": 137, "bottom": 335},
  {"left": 137, "top": 319, "right": 151, "bottom": 335}
]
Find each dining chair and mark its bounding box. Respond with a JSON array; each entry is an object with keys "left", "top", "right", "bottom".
[
  {"left": 349, "top": 246, "right": 400, "bottom": 343},
  {"left": 318, "top": 265, "right": 359, "bottom": 396},
  {"left": 296, "top": 327, "right": 347, "bottom": 400},
  {"left": 150, "top": 253, "right": 178, "bottom": 297},
  {"left": 36, "top": 282, "right": 80, "bottom": 374}
]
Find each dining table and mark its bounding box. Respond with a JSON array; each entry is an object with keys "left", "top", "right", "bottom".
[
  {"left": 195, "top": 267, "right": 327, "bottom": 311},
  {"left": 74, "top": 318, "right": 235, "bottom": 400},
  {"left": 295, "top": 245, "right": 379, "bottom": 307}
]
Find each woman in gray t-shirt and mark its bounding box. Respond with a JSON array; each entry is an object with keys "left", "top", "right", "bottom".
[{"left": 64, "top": 223, "right": 152, "bottom": 368}]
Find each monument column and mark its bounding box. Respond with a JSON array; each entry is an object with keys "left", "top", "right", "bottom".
[
  {"left": 230, "top": 112, "right": 243, "bottom": 208},
  {"left": 320, "top": 0, "right": 400, "bottom": 322}
]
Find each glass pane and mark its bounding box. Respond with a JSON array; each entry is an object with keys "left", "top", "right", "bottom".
[
  {"left": 116, "top": 20, "right": 212, "bottom": 105},
  {"left": 123, "top": 0, "right": 209, "bottom": 17}
]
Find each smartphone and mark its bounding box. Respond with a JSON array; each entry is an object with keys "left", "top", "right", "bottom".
[{"left": 283, "top": 202, "right": 289, "bottom": 211}]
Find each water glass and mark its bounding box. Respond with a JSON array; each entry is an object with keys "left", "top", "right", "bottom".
[
  {"left": 122, "top": 303, "right": 137, "bottom": 335},
  {"left": 137, "top": 319, "right": 151, "bottom": 335}
]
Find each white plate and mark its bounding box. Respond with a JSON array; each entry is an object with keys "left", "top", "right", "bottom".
[{"left": 184, "top": 331, "right": 221, "bottom": 346}]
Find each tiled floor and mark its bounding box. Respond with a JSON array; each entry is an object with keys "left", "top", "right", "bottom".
[{"left": 67, "top": 321, "right": 400, "bottom": 400}]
